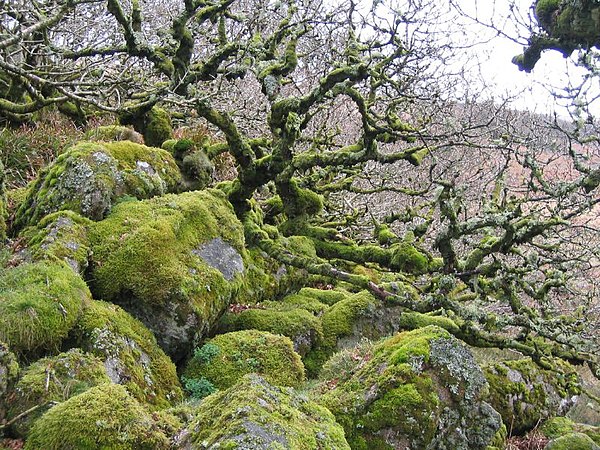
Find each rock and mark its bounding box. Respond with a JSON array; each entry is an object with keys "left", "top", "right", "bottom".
[
  {"left": 541, "top": 417, "right": 600, "bottom": 445},
  {"left": 24, "top": 384, "right": 172, "bottom": 450},
  {"left": 216, "top": 299, "right": 324, "bottom": 357},
  {"left": 483, "top": 357, "right": 581, "bottom": 434},
  {"left": 0, "top": 342, "right": 18, "bottom": 429},
  {"left": 6, "top": 348, "right": 110, "bottom": 437},
  {"left": 70, "top": 300, "right": 183, "bottom": 409},
  {"left": 182, "top": 330, "right": 305, "bottom": 398},
  {"left": 179, "top": 374, "right": 350, "bottom": 449},
  {"left": 0, "top": 261, "right": 89, "bottom": 358},
  {"left": 318, "top": 325, "right": 502, "bottom": 450},
  {"left": 19, "top": 210, "right": 91, "bottom": 274},
  {"left": 87, "top": 189, "right": 246, "bottom": 361},
  {"left": 545, "top": 432, "right": 600, "bottom": 450},
  {"left": 84, "top": 125, "right": 144, "bottom": 144},
  {"left": 14, "top": 140, "right": 181, "bottom": 230}
]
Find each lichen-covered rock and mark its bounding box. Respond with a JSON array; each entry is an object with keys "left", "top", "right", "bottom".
[
  {"left": 14, "top": 140, "right": 181, "bottom": 230},
  {"left": 544, "top": 432, "right": 600, "bottom": 450},
  {"left": 0, "top": 261, "right": 89, "bottom": 357},
  {"left": 179, "top": 374, "right": 350, "bottom": 449},
  {"left": 87, "top": 189, "right": 246, "bottom": 361},
  {"left": 6, "top": 348, "right": 110, "bottom": 437},
  {"left": 71, "top": 300, "right": 183, "bottom": 408},
  {"left": 542, "top": 417, "right": 600, "bottom": 445},
  {"left": 24, "top": 383, "right": 172, "bottom": 450},
  {"left": 19, "top": 211, "right": 91, "bottom": 274},
  {"left": 483, "top": 357, "right": 581, "bottom": 435},
  {"left": 182, "top": 330, "right": 305, "bottom": 398},
  {"left": 84, "top": 125, "right": 144, "bottom": 143},
  {"left": 318, "top": 326, "right": 502, "bottom": 450}
]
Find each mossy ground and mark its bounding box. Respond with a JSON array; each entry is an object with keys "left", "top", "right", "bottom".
[
  {"left": 182, "top": 330, "right": 305, "bottom": 396},
  {"left": 24, "top": 383, "right": 172, "bottom": 450},
  {"left": 7, "top": 348, "right": 110, "bottom": 437},
  {"left": 183, "top": 374, "right": 350, "bottom": 449},
  {"left": 71, "top": 300, "right": 183, "bottom": 408},
  {"left": 0, "top": 261, "right": 89, "bottom": 358}
]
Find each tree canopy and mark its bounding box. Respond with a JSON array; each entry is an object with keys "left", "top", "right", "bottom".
[{"left": 1, "top": 0, "right": 599, "bottom": 378}]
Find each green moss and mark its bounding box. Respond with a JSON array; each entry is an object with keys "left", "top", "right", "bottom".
[
  {"left": 319, "top": 326, "right": 499, "bottom": 449},
  {"left": 24, "top": 384, "right": 172, "bottom": 450},
  {"left": 396, "top": 312, "right": 460, "bottom": 335},
  {"left": 143, "top": 107, "right": 173, "bottom": 148},
  {"left": 183, "top": 330, "right": 305, "bottom": 394},
  {"left": 483, "top": 358, "right": 581, "bottom": 435},
  {"left": 14, "top": 141, "right": 181, "bottom": 229},
  {"left": 535, "top": 0, "right": 561, "bottom": 26},
  {"left": 545, "top": 432, "right": 599, "bottom": 450},
  {"left": 7, "top": 348, "right": 110, "bottom": 437},
  {"left": 181, "top": 150, "right": 214, "bottom": 189},
  {"left": 71, "top": 300, "right": 183, "bottom": 408},
  {"left": 217, "top": 306, "right": 323, "bottom": 356},
  {"left": 84, "top": 125, "right": 143, "bottom": 143},
  {"left": 19, "top": 210, "right": 92, "bottom": 273},
  {"left": 390, "top": 242, "right": 429, "bottom": 274},
  {"left": 0, "top": 262, "right": 89, "bottom": 357},
  {"left": 183, "top": 373, "right": 350, "bottom": 449},
  {"left": 542, "top": 417, "right": 600, "bottom": 445},
  {"left": 297, "top": 287, "right": 348, "bottom": 306},
  {"left": 320, "top": 291, "right": 379, "bottom": 347},
  {"left": 0, "top": 341, "right": 19, "bottom": 425},
  {"left": 0, "top": 159, "right": 6, "bottom": 242}
]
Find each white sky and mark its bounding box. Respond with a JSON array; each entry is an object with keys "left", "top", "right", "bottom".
[{"left": 454, "top": 0, "right": 600, "bottom": 119}]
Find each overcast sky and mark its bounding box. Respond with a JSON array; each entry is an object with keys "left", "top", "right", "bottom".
[{"left": 454, "top": 0, "right": 599, "bottom": 119}]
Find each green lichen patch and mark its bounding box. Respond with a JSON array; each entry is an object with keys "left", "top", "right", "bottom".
[
  {"left": 7, "top": 348, "right": 110, "bottom": 437},
  {"left": 14, "top": 140, "right": 181, "bottom": 230},
  {"left": 181, "top": 373, "right": 350, "bottom": 449},
  {"left": 87, "top": 189, "right": 245, "bottom": 360},
  {"left": 19, "top": 210, "right": 92, "bottom": 274},
  {"left": 0, "top": 261, "right": 89, "bottom": 358},
  {"left": 183, "top": 330, "right": 305, "bottom": 397},
  {"left": 483, "top": 357, "right": 581, "bottom": 435},
  {"left": 545, "top": 432, "right": 600, "bottom": 450},
  {"left": 71, "top": 300, "right": 183, "bottom": 409},
  {"left": 318, "top": 326, "right": 501, "bottom": 450},
  {"left": 217, "top": 304, "right": 324, "bottom": 357},
  {"left": 542, "top": 417, "right": 600, "bottom": 445},
  {"left": 24, "top": 383, "right": 172, "bottom": 450}
]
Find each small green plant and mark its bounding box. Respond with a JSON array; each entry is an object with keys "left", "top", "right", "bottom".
[
  {"left": 193, "top": 342, "right": 220, "bottom": 364},
  {"left": 181, "top": 376, "right": 217, "bottom": 399}
]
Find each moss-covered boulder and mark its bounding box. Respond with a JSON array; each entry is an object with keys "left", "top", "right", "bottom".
[
  {"left": 545, "top": 432, "right": 600, "bottom": 450},
  {"left": 70, "top": 300, "right": 183, "bottom": 409},
  {"left": 14, "top": 141, "right": 181, "bottom": 230},
  {"left": 542, "top": 417, "right": 600, "bottom": 445},
  {"left": 483, "top": 357, "right": 581, "bottom": 435},
  {"left": 0, "top": 342, "right": 18, "bottom": 428},
  {"left": 182, "top": 330, "right": 304, "bottom": 398},
  {"left": 87, "top": 189, "right": 246, "bottom": 361},
  {"left": 318, "top": 326, "right": 502, "bottom": 450},
  {"left": 6, "top": 348, "right": 110, "bottom": 437},
  {"left": 19, "top": 211, "right": 91, "bottom": 274},
  {"left": 84, "top": 125, "right": 144, "bottom": 143},
  {"left": 24, "top": 383, "right": 172, "bottom": 450},
  {"left": 179, "top": 373, "right": 349, "bottom": 449},
  {"left": 0, "top": 262, "right": 89, "bottom": 358},
  {"left": 217, "top": 301, "right": 324, "bottom": 357}
]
